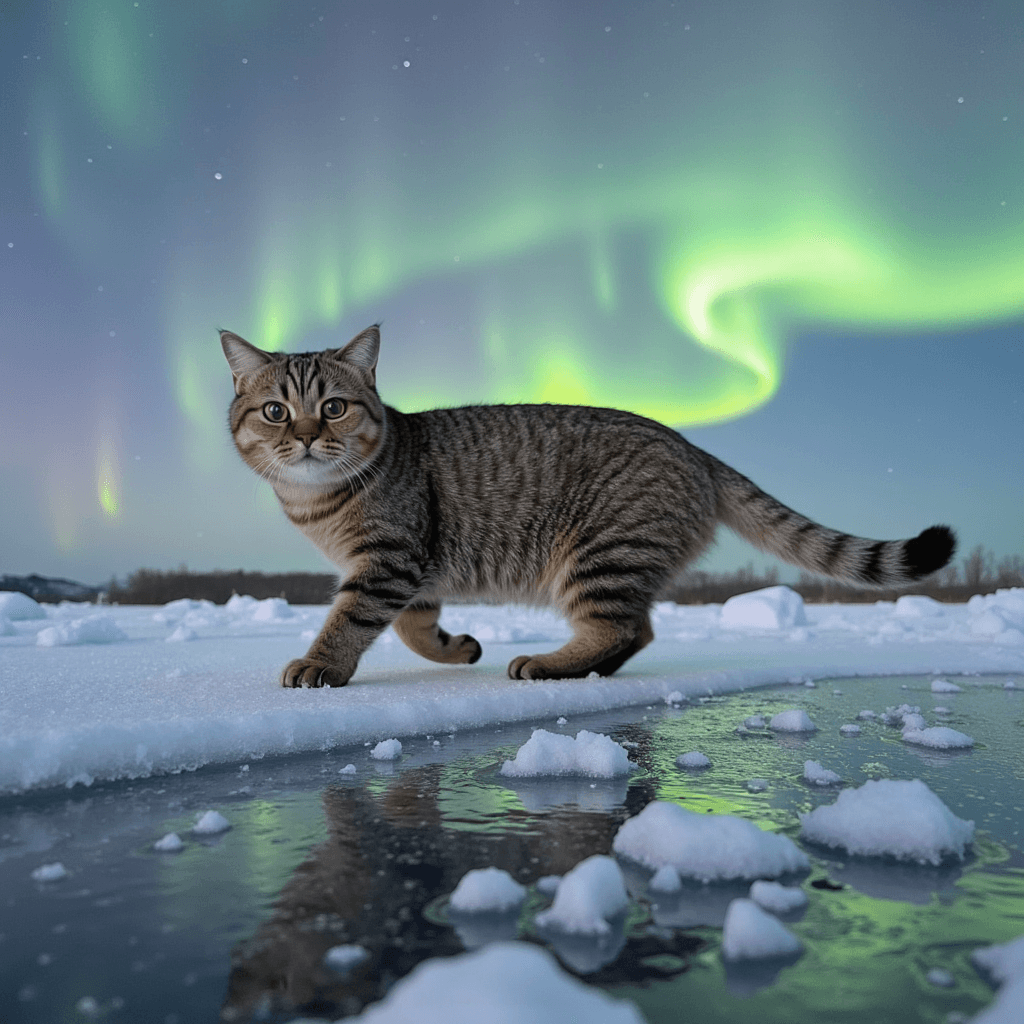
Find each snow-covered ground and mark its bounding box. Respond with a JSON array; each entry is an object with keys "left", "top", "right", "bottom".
[{"left": 1, "top": 587, "right": 1023, "bottom": 795}]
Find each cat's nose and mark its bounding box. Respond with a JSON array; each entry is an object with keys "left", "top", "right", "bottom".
[{"left": 293, "top": 418, "right": 320, "bottom": 448}]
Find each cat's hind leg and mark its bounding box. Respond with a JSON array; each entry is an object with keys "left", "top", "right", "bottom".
[
  {"left": 393, "top": 603, "right": 482, "bottom": 665},
  {"left": 507, "top": 612, "right": 653, "bottom": 680}
]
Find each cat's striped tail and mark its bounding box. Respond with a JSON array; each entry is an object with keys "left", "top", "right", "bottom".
[{"left": 707, "top": 456, "right": 956, "bottom": 587}]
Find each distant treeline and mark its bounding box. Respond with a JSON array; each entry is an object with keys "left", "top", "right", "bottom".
[
  {"left": 103, "top": 545, "right": 1024, "bottom": 606},
  {"left": 661, "top": 546, "right": 1024, "bottom": 605}
]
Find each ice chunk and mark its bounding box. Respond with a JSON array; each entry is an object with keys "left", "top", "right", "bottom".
[
  {"left": 649, "top": 864, "right": 682, "bottom": 893},
  {"left": 324, "top": 944, "right": 370, "bottom": 973},
  {"left": 720, "top": 586, "right": 807, "bottom": 630},
  {"left": 664, "top": 690, "right": 684, "bottom": 705},
  {"left": 721, "top": 899, "right": 802, "bottom": 960},
  {"left": 900, "top": 713, "right": 927, "bottom": 733},
  {"left": 743, "top": 715, "right": 766, "bottom": 729},
  {"left": 769, "top": 709, "right": 817, "bottom": 732},
  {"left": 840, "top": 724, "right": 861, "bottom": 737},
  {"left": 746, "top": 779, "right": 769, "bottom": 793},
  {"left": 353, "top": 942, "right": 646, "bottom": 1023},
  {"left": 339, "top": 764, "right": 357, "bottom": 774},
  {"left": 534, "top": 855, "right": 628, "bottom": 935},
  {"left": 0, "top": 591, "right": 46, "bottom": 620},
  {"left": 31, "top": 862, "right": 67, "bottom": 882},
  {"left": 803, "top": 760, "right": 842, "bottom": 786},
  {"left": 856, "top": 710, "right": 877, "bottom": 720},
  {"left": 676, "top": 751, "right": 711, "bottom": 770},
  {"left": 799, "top": 779, "right": 974, "bottom": 865},
  {"left": 36, "top": 614, "right": 128, "bottom": 646},
  {"left": 613, "top": 800, "right": 808, "bottom": 882},
  {"left": 371, "top": 739, "right": 403, "bottom": 760},
  {"left": 193, "top": 810, "right": 231, "bottom": 835},
  {"left": 450, "top": 868, "right": 527, "bottom": 913},
  {"left": 154, "top": 832, "right": 183, "bottom": 852},
  {"left": 500, "top": 730, "right": 631, "bottom": 778},
  {"left": 749, "top": 880, "right": 807, "bottom": 914},
  {"left": 931, "top": 678, "right": 963, "bottom": 693},
  {"left": 901, "top": 726, "right": 974, "bottom": 749}
]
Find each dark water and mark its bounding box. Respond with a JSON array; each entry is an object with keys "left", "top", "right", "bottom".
[{"left": 1, "top": 675, "right": 1021, "bottom": 1024}]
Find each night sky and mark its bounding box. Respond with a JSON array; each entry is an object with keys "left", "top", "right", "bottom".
[{"left": 2, "top": 0, "right": 1022, "bottom": 584}]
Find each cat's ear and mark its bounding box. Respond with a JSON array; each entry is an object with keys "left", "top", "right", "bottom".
[
  {"left": 335, "top": 325, "right": 380, "bottom": 384},
  {"left": 220, "top": 330, "right": 274, "bottom": 392}
]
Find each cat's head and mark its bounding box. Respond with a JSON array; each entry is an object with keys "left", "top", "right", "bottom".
[{"left": 221, "top": 326, "right": 386, "bottom": 490}]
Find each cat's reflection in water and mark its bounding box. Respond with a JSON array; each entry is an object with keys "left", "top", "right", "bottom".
[{"left": 222, "top": 765, "right": 640, "bottom": 1022}]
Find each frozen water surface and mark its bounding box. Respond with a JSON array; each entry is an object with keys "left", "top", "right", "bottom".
[{"left": 1, "top": 596, "right": 1023, "bottom": 1022}]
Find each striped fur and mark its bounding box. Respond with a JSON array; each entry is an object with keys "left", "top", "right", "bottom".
[{"left": 222, "top": 326, "right": 956, "bottom": 687}]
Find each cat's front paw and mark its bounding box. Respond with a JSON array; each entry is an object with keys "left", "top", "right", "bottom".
[
  {"left": 280, "top": 658, "right": 350, "bottom": 688},
  {"left": 507, "top": 655, "right": 557, "bottom": 680}
]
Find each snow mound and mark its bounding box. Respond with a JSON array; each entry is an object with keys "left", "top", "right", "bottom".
[
  {"left": 840, "top": 724, "right": 861, "bottom": 737},
  {"left": 901, "top": 726, "right": 974, "bottom": 749},
  {"left": 803, "top": 760, "right": 842, "bottom": 786},
  {"left": 193, "top": 810, "right": 231, "bottom": 835},
  {"left": 894, "top": 595, "right": 944, "bottom": 618},
  {"left": 721, "top": 899, "right": 802, "bottom": 960},
  {"left": 720, "top": 586, "right": 807, "bottom": 630},
  {"left": 154, "top": 832, "right": 184, "bottom": 852},
  {"left": 857, "top": 710, "right": 877, "bottom": 720},
  {"left": 799, "top": 779, "right": 974, "bottom": 865},
  {"left": 31, "top": 862, "right": 67, "bottom": 882},
  {"left": 900, "top": 713, "right": 927, "bottom": 732},
  {"left": 353, "top": 942, "right": 645, "bottom": 1023},
  {"left": 166, "top": 625, "right": 198, "bottom": 643},
  {"left": 500, "top": 730, "right": 631, "bottom": 778},
  {"left": 371, "top": 739, "right": 403, "bottom": 760},
  {"left": 36, "top": 614, "right": 128, "bottom": 647},
  {"left": 676, "top": 751, "right": 711, "bottom": 770},
  {"left": 749, "top": 880, "right": 807, "bottom": 914},
  {"left": 931, "top": 678, "right": 963, "bottom": 693},
  {"left": 450, "top": 868, "right": 527, "bottom": 913},
  {"left": 251, "top": 597, "right": 295, "bottom": 622},
  {"left": 153, "top": 598, "right": 216, "bottom": 624},
  {"left": 742, "top": 715, "right": 766, "bottom": 729},
  {"left": 649, "top": 864, "right": 682, "bottom": 893},
  {"left": 534, "top": 855, "right": 628, "bottom": 935},
  {"left": 769, "top": 709, "right": 817, "bottom": 732},
  {"left": 612, "top": 801, "right": 809, "bottom": 882},
  {"left": 324, "top": 944, "right": 370, "bottom": 973},
  {"left": 0, "top": 591, "right": 46, "bottom": 620}
]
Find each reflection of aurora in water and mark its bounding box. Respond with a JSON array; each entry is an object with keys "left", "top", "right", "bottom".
[
  {"left": 1, "top": 677, "right": 1020, "bottom": 1023},
  {"left": 7, "top": 0, "right": 1024, "bottom": 568}
]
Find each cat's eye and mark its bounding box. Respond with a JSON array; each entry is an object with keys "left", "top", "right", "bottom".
[
  {"left": 322, "top": 398, "right": 347, "bottom": 419},
  {"left": 263, "top": 402, "right": 288, "bottom": 423}
]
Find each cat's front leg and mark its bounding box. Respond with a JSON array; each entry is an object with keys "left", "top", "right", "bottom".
[{"left": 280, "top": 571, "right": 412, "bottom": 687}]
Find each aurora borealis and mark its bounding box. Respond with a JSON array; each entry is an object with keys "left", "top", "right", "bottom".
[{"left": 2, "top": 0, "right": 1023, "bottom": 580}]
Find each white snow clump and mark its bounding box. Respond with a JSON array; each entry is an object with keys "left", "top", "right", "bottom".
[
  {"left": 894, "top": 595, "right": 944, "bottom": 618},
  {"left": 803, "top": 760, "right": 842, "bottom": 786},
  {"left": 769, "top": 709, "right": 817, "bottom": 733},
  {"left": 649, "top": 864, "right": 683, "bottom": 893},
  {"left": 799, "top": 778, "right": 974, "bottom": 865},
  {"left": 324, "top": 944, "right": 370, "bottom": 972},
  {"left": 970, "top": 933, "right": 1024, "bottom": 1024},
  {"left": 720, "top": 586, "right": 807, "bottom": 630},
  {"left": 534, "top": 855, "right": 628, "bottom": 935},
  {"left": 749, "top": 880, "right": 807, "bottom": 914},
  {"left": 840, "top": 724, "right": 861, "bottom": 737},
  {"left": 353, "top": 942, "right": 645, "bottom": 1023},
  {"left": 676, "top": 751, "right": 711, "bottom": 770},
  {"left": 746, "top": 779, "right": 769, "bottom": 793},
  {"left": 193, "top": 810, "right": 231, "bottom": 835},
  {"left": 901, "top": 726, "right": 974, "bottom": 750},
  {"left": 371, "top": 739, "right": 403, "bottom": 760},
  {"left": 449, "top": 868, "right": 527, "bottom": 913},
  {"left": 154, "top": 832, "right": 184, "bottom": 852},
  {"left": 721, "top": 899, "right": 802, "bottom": 960},
  {"left": 612, "top": 800, "right": 808, "bottom": 882},
  {"left": 499, "top": 729, "right": 631, "bottom": 778},
  {"left": 36, "top": 614, "right": 128, "bottom": 646},
  {"left": 31, "top": 862, "right": 68, "bottom": 881},
  {"left": 931, "top": 678, "right": 963, "bottom": 693},
  {"left": 0, "top": 591, "right": 46, "bottom": 619}
]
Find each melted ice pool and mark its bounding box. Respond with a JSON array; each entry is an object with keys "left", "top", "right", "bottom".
[{"left": 1, "top": 674, "right": 1021, "bottom": 1024}]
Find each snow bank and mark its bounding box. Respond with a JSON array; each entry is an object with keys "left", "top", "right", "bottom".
[
  {"left": 613, "top": 801, "right": 809, "bottom": 882},
  {"left": 901, "top": 726, "right": 974, "bottom": 749},
  {"left": 534, "top": 855, "right": 628, "bottom": 935},
  {"left": 721, "top": 899, "right": 802, "bottom": 960},
  {"left": 353, "top": 942, "right": 645, "bottom": 1023},
  {"left": 450, "top": 868, "right": 527, "bottom": 913},
  {"left": 799, "top": 779, "right": 975, "bottom": 865},
  {"left": 748, "top": 880, "right": 807, "bottom": 914},
  {"left": 0, "top": 591, "right": 46, "bottom": 619},
  {"left": 720, "top": 586, "right": 807, "bottom": 630},
  {"left": 769, "top": 709, "right": 817, "bottom": 733},
  {"left": 36, "top": 614, "right": 128, "bottom": 646},
  {"left": 500, "top": 730, "right": 631, "bottom": 778}
]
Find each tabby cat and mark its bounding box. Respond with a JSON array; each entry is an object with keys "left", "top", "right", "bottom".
[{"left": 221, "top": 325, "right": 955, "bottom": 688}]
